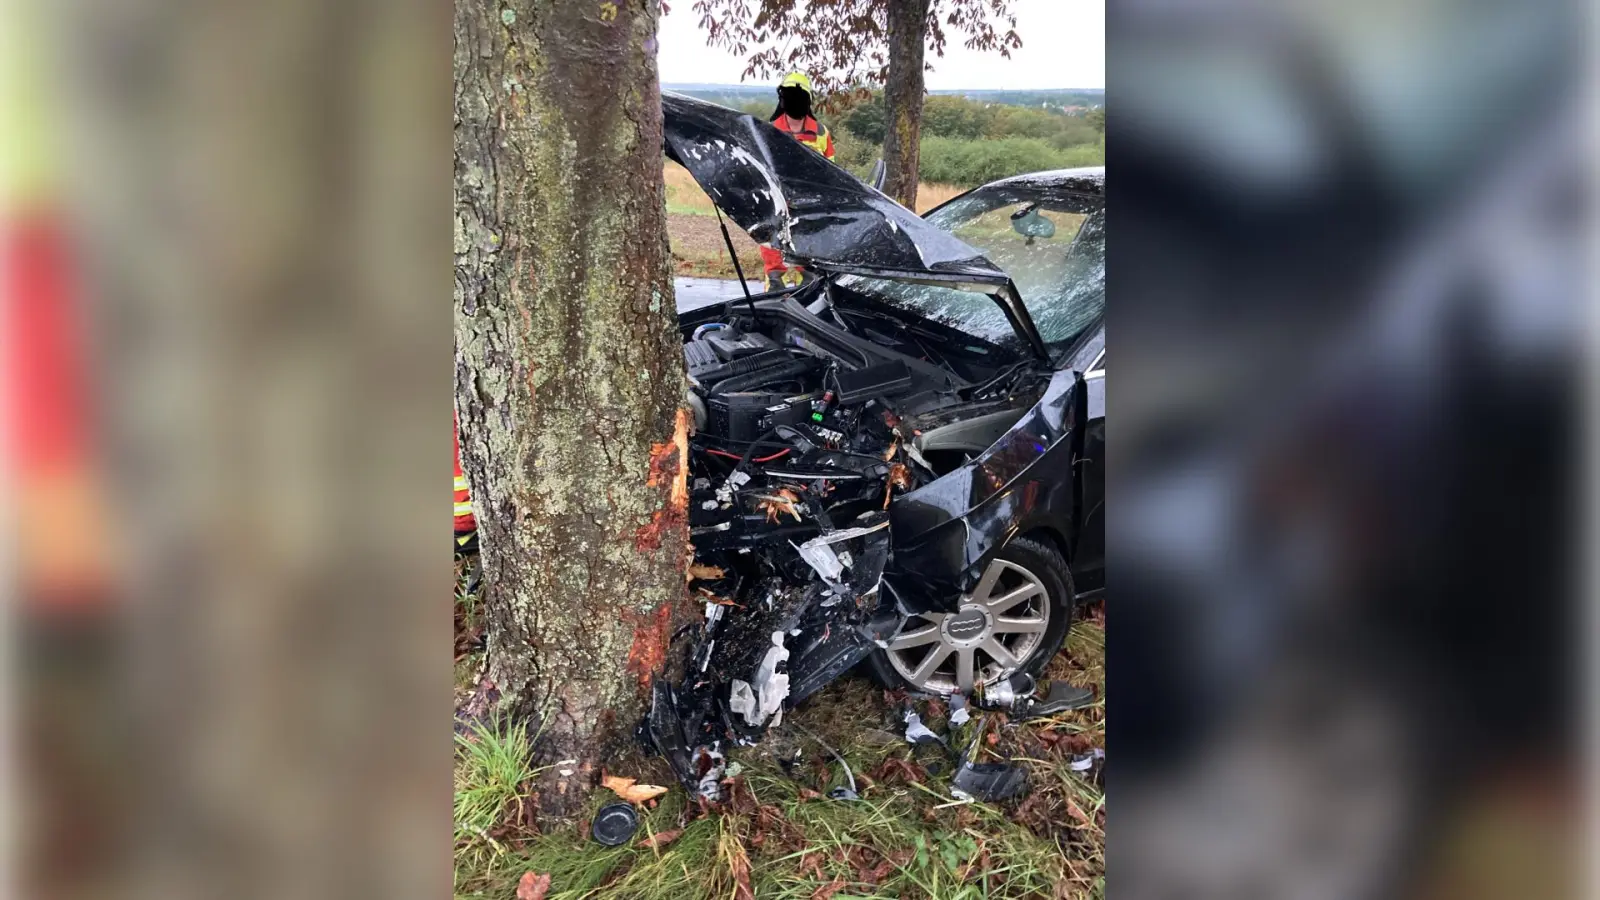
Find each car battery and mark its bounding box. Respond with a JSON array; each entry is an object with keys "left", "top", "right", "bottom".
[
  {"left": 710, "top": 392, "right": 786, "bottom": 442},
  {"left": 757, "top": 393, "right": 818, "bottom": 432}
]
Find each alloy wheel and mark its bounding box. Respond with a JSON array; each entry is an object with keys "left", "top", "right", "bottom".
[{"left": 884, "top": 557, "right": 1052, "bottom": 694}]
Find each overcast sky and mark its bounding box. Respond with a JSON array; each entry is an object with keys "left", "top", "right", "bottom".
[{"left": 657, "top": 0, "right": 1104, "bottom": 90}]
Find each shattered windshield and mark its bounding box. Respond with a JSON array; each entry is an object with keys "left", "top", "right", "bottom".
[{"left": 836, "top": 187, "right": 1105, "bottom": 356}]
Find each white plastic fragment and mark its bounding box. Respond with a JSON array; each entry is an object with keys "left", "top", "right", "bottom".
[
  {"left": 903, "top": 710, "right": 941, "bottom": 744},
  {"left": 1069, "top": 748, "right": 1106, "bottom": 772},
  {"left": 728, "top": 679, "right": 757, "bottom": 722},
  {"left": 794, "top": 538, "right": 844, "bottom": 582},
  {"left": 753, "top": 632, "right": 792, "bottom": 724},
  {"left": 696, "top": 749, "right": 727, "bottom": 801},
  {"left": 949, "top": 692, "right": 971, "bottom": 727},
  {"left": 795, "top": 520, "right": 890, "bottom": 585}
]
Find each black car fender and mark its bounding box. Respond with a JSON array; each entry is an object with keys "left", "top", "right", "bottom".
[{"left": 885, "top": 369, "right": 1087, "bottom": 614}]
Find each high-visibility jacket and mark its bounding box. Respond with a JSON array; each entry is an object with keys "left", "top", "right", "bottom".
[
  {"left": 772, "top": 115, "right": 834, "bottom": 160},
  {"left": 761, "top": 116, "right": 834, "bottom": 277},
  {"left": 453, "top": 419, "right": 476, "bottom": 548}
]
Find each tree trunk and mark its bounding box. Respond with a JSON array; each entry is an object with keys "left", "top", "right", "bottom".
[
  {"left": 881, "top": 0, "right": 930, "bottom": 209},
  {"left": 453, "top": 0, "right": 692, "bottom": 818}
]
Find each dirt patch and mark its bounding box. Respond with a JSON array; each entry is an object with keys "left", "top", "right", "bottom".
[{"left": 669, "top": 213, "right": 766, "bottom": 280}]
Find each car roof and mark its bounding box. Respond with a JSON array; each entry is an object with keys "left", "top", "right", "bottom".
[{"left": 976, "top": 167, "right": 1104, "bottom": 195}]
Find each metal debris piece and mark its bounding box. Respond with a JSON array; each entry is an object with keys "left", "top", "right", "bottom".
[{"left": 980, "top": 672, "right": 1037, "bottom": 709}]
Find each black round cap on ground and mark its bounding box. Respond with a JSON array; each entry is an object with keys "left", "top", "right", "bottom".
[{"left": 591, "top": 803, "right": 639, "bottom": 846}]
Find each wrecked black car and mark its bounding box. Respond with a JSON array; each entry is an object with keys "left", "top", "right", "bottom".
[{"left": 648, "top": 94, "right": 1105, "bottom": 792}]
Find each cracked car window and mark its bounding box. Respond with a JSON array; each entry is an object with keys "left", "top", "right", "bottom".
[{"left": 840, "top": 188, "right": 1105, "bottom": 354}]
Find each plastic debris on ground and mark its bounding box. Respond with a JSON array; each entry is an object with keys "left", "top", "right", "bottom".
[
  {"left": 949, "top": 758, "right": 1030, "bottom": 802},
  {"left": 1013, "top": 680, "right": 1096, "bottom": 720},
  {"left": 902, "top": 709, "right": 944, "bottom": 745},
  {"left": 694, "top": 748, "right": 727, "bottom": 801},
  {"left": 945, "top": 713, "right": 1030, "bottom": 803},
  {"left": 1069, "top": 748, "right": 1106, "bottom": 772},
  {"left": 948, "top": 691, "right": 971, "bottom": 727},
  {"left": 591, "top": 803, "right": 640, "bottom": 846}
]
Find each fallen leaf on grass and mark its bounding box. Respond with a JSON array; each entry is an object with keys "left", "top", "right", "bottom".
[
  {"left": 601, "top": 774, "right": 669, "bottom": 805},
  {"left": 1065, "top": 797, "right": 1094, "bottom": 826},
  {"left": 869, "top": 756, "right": 926, "bottom": 786},
  {"left": 687, "top": 563, "right": 726, "bottom": 581},
  {"left": 799, "top": 852, "right": 827, "bottom": 880},
  {"left": 639, "top": 828, "right": 683, "bottom": 850},
  {"left": 810, "top": 877, "right": 848, "bottom": 900},
  {"left": 727, "top": 836, "right": 755, "bottom": 900},
  {"left": 515, "top": 871, "right": 551, "bottom": 900}
]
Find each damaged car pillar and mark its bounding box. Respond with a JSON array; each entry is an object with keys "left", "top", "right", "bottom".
[{"left": 643, "top": 94, "right": 1105, "bottom": 794}]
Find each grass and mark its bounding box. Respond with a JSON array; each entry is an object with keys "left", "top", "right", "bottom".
[
  {"left": 455, "top": 715, "right": 543, "bottom": 879},
  {"left": 454, "top": 568, "right": 1106, "bottom": 899},
  {"left": 664, "top": 163, "right": 719, "bottom": 217},
  {"left": 913, "top": 182, "right": 966, "bottom": 213}
]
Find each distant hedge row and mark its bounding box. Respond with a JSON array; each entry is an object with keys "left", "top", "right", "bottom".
[
  {"left": 917, "top": 136, "right": 1102, "bottom": 187},
  {"left": 832, "top": 130, "right": 1102, "bottom": 189},
  {"left": 723, "top": 93, "right": 1104, "bottom": 189}
]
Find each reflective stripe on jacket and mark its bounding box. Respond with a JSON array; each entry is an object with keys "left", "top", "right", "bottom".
[
  {"left": 453, "top": 420, "right": 476, "bottom": 535},
  {"left": 772, "top": 116, "right": 834, "bottom": 159}
]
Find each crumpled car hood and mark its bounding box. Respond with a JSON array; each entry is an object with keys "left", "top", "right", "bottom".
[{"left": 662, "top": 92, "right": 1010, "bottom": 286}]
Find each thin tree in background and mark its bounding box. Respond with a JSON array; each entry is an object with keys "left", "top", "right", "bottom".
[
  {"left": 689, "top": 0, "right": 1021, "bottom": 209},
  {"left": 454, "top": 0, "right": 693, "bottom": 818}
]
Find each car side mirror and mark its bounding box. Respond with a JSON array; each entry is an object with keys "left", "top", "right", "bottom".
[
  {"left": 869, "top": 159, "right": 887, "bottom": 191},
  {"left": 1010, "top": 205, "right": 1055, "bottom": 239}
]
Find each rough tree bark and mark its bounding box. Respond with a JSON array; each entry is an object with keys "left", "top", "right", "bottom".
[
  {"left": 881, "top": 0, "right": 931, "bottom": 209},
  {"left": 453, "top": 0, "right": 692, "bottom": 817}
]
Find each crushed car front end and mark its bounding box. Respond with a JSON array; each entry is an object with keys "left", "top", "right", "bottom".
[{"left": 646, "top": 95, "right": 1091, "bottom": 795}]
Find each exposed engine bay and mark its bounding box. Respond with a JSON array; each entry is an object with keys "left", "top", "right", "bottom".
[{"left": 647, "top": 289, "right": 1053, "bottom": 795}]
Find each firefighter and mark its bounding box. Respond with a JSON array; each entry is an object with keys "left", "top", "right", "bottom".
[
  {"left": 453, "top": 418, "right": 477, "bottom": 555},
  {"left": 760, "top": 71, "right": 835, "bottom": 292}
]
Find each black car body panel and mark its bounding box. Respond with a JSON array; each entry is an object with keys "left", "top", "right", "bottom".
[
  {"left": 663, "top": 93, "right": 1051, "bottom": 360},
  {"left": 647, "top": 97, "right": 1105, "bottom": 794},
  {"left": 887, "top": 369, "right": 1087, "bottom": 613}
]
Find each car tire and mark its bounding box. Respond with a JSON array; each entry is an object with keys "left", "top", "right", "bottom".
[{"left": 866, "top": 536, "right": 1075, "bottom": 696}]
